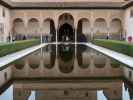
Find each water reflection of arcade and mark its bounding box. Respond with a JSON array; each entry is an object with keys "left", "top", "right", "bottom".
[
  {"left": 58, "top": 44, "right": 75, "bottom": 73},
  {"left": 39, "top": 44, "right": 87, "bottom": 74},
  {"left": 58, "top": 44, "right": 89, "bottom": 73},
  {"left": 14, "top": 44, "right": 122, "bottom": 78},
  {"left": 12, "top": 79, "right": 124, "bottom": 100}
]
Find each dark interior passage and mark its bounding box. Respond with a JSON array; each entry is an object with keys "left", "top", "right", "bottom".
[{"left": 58, "top": 23, "right": 75, "bottom": 42}]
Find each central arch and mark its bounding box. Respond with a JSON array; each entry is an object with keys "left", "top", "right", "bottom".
[
  {"left": 58, "top": 23, "right": 74, "bottom": 42},
  {"left": 58, "top": 13, "right": 75, "bottom": 42}
]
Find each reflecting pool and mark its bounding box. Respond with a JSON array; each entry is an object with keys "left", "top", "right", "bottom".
[{"left": 0, "top": 44, "right": 133, "bottom": 100}]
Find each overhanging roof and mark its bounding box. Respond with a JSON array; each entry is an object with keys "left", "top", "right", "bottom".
[{"left": 0, "top": 0, "right": 133, "bottom": 9}]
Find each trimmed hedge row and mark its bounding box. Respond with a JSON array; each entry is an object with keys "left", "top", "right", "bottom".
[
  {"left": 0, "top": 39, "right": 40, "bottom": 57},
  {"left": 93, "top": 39, "right": 133, "bottom": 57}
]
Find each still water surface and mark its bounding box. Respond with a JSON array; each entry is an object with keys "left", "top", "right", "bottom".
[
  {"left": 0, "top": 80, "right": 132, "bottom": 100},
  {"left": 0, "top": 44, "right": 132, "bottom": 100}
]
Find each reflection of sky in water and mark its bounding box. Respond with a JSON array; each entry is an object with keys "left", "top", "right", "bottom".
[
  {"left": 0, "top": 85, "right": 13, "bottom": 100},
  {"left": 28, "top": 91, "right": 35, "bottom": 100},
  {"left": 0, "top": 83, "right": 132, "bottom": 100},
  {"left": 97, "top": 90, "right": 107, "bottom": 100},
  {"left": 122, "top": 83, "right": 130, "bottom": 100}
]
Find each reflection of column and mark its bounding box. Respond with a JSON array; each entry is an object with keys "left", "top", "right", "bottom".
[
  {"left": 75, "top": 28, "right": 77, "bottom": 58},
  {"left": 75, "top": 40, "right": 77, "bottom": 58},
  {"left": 41, "top": 48, "right": 43, "bottom": 56},
  {"left": 56, "top": 29, "right": 58, "bottom": 60},
  {"left": 104, "top": 58, "right": 112, "bottom": 74},
  {"left": 75, "top": 28, "right": 77, "bottom": 43},
  {"left": 56, "top": 29, "right": 58, "bottom": 43},
  {"left": 91, "top": 28, "right": 94, "bottom": 40}
]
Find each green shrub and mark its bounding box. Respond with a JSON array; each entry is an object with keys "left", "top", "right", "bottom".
[
  {"left": 93, "top": 39, "right": 133, "bottom": 57},
  {"left": 0, "top": 39, "right": 40, "bottom": 57}
]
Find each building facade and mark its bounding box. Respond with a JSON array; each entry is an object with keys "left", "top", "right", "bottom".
[{"left": 0, "top": 0, "right": 133, "bottom": 42}]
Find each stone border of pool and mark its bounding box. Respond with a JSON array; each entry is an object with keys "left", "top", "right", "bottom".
[
  {"left": 85, "top": 43, "right": 133, "bottom": 70},
  {"left": 0, "top": 43, "right": 47, "bottom": 71}
]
